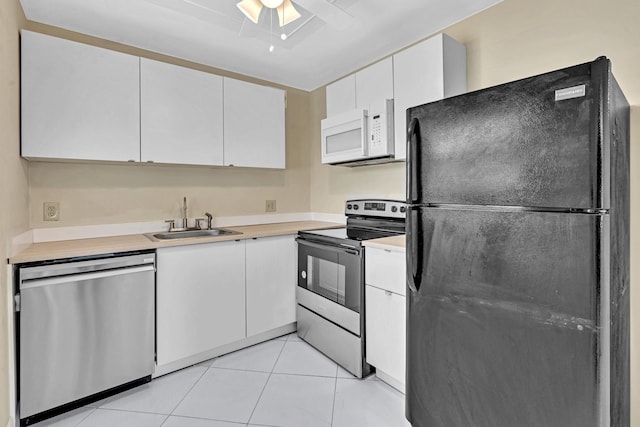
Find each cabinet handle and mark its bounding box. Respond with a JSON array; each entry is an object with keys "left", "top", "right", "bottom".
[{"left": 385, "top": 290, "right": 392, "bottom": 296}]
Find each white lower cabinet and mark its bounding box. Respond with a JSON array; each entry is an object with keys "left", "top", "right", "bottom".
[
  {"left": 245, "top": 235, "right": 297, "bottom": 337},
  {"left": 156, "top": 240, "right": 246, "bottom": 367},
  {"left": 156, "top": 234, "right": 297, "bottom": 373},
  {"left": 365, "top": 246, "right": 406, "bottom": 392}
]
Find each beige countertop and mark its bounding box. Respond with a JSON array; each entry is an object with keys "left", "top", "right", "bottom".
[
  {"left": 10, "top": 221, "right": 342, "bottom": 264},
  {"left": 363, "top": 235, "right": 406, "bottom": 251}
]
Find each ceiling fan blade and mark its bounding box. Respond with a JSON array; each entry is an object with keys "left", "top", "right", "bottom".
[
  {"left": 293, "top": 0, "right": 353, "bottom": 29},
  {"left": 277, "top": 0, "right": 301, "bottom": 26},
  {"left": 237, "top": 0, "right": 264, "bottom": 24}
]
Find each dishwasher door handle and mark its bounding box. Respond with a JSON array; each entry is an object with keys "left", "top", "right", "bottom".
[{"left": 20, "top": 265, "right": 155, "bottom": 290}]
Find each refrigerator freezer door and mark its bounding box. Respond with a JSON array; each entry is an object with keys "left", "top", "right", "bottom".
[
  {"left": 407, "top": 58, "right": 610, "bottom": 210},
  {"left": 406, "top": 207, "right": 606, "bottom": 427}
]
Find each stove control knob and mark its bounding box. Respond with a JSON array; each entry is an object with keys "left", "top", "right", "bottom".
[
  {"left": 353, "top": 204, "right": 359, "bottom": 210},
  {"left": 347, "top": 204, "right": 353, "bottom": 210},
  {"left": 400, "top": 206, "right": 407, "bottom": 213},
  {"left": 391, "top": 206, "right": 398, "bottom": 213}
]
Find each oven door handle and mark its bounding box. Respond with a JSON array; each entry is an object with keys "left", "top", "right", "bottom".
[{"left": 296, "top": 238, "right": 360, "bottom": 256}]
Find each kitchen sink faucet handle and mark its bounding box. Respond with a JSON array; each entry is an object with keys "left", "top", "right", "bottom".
[
  {"left": 195, "top": 218, "right": 206, "bottom": 230},
  {"left": 204, "top": 212, "right": 213, "bottom": 230},
  {"left": 164, "top": 219, "right": 176, "bottom": 231}
]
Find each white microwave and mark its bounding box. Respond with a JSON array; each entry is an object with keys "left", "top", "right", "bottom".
[{"left": 321, "top": 99, "right": 394, "bottom": 166}]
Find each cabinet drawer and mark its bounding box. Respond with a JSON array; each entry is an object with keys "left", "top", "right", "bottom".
[{"left": 365, "top": 247, "right": 406, "bottom": 295}]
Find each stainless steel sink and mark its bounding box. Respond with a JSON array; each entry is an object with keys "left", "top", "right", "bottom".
[{"left": 148, "top": 228, "right": 242, "bottom": 240}]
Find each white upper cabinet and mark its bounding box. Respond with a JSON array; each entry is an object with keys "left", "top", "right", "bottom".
[
  {"left": 393, "top": 33, "right": 467, "bottom": 160},
  {"left": 21, "top": 31, "right": 140, "bottom": 162},
  {"left": 223, "top": 78, "right": 286, "bottom": 169},
  {"left": 325, "top": 58, "right": 393, "bottom": 117},
  {"left": 140, "top": 58, "right": 224, "bottom": 166},
  {"left": 326, "top": 74, "right": 356, "bottom": 117},
  {"left": 355, "top": 57, "right": 394, "bottom": 112}
]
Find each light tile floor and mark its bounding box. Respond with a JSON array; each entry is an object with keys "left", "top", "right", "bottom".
[{"left": 36, "top": 333, "right": 410, "bottom": 427}]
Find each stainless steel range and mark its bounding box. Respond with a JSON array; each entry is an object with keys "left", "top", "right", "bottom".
[{"left": 296, "top": 199, "right": 406, "bottom": 378}]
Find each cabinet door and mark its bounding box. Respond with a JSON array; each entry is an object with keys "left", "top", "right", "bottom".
[
  {"left": 246, "top": 235, "right": 297, "bottom": 337},
  {"left": 365, "top": 285, "right": 406, "bottom": 389},
  {"left": 156, "top": 241, "right": 246, "bottom": 366},
  {"left": 326, "top": 74, "right": 356, "bottom": 117},
  {"left": 21, "top": 31, "right": 140, "bottom": 162},
  {"left": 393, "top": 34, "right": 466, "bottom": 160},
  {"left": 355, "top": 57, "right": 394, "bottom": 111},
  {"left": 140, "top": 58, "right": 224, "bottom": 166},
  {"left": 223, "top": 78, "right": 285, "bottom": 169}
]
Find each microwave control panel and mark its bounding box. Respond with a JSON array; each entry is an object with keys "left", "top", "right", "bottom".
[{"left": 367, "top": 99, "right": 394, "bottom": 157}]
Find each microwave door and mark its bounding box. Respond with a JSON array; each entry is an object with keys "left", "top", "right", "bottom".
[{"left": 321, "top": 109, "right": 368, "bottom": 164}]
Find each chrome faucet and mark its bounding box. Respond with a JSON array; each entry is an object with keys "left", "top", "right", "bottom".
[
  {"left": 204, "top": 212, "right": 213, "bottom": 230},
  {"left": 182, "top": 196, "right": 188, "bottom": 229}
]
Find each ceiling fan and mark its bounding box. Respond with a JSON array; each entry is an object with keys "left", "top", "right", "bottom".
[
  {"left": 143, "top": 0, "right": 354, "bottom": 50},
  {"left": 237, "top": 0, "right": 302, "bottom": 27}
]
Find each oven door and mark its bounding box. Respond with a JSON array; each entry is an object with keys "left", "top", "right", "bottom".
[{"left": 296, "top": 238, "right": 362, "bottom": 335}]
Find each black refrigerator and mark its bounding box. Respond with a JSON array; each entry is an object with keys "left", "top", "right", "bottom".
[{"left": 405, "top": 57, "right": 629, "bottom": 427}]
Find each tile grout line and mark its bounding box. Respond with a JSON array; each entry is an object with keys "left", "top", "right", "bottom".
[
  {"left": 72, "top": 407, "right": 98, "bottom": 427},
  {"left": 245, "top": 338, "right": 289, "bottom": 425},
  {"left": 330, "top": 364, "right": 339, "bottom": 427},
  {"left": 212, "top": 364, "right": 340, "bottom": 379},
  {"left": 158, "top": 365, "right": 211, "bottom": 426}
]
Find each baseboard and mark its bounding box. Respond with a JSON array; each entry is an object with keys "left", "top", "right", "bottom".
[
  {"left": 310, "top": 212, "right": 346, "bottom": 224},
  {"left": 153, "top": 323, "right": 296, "bottom": 378},
  {"left": 10, "top": 229, "right": 33, "bottom": 257},
  {"left": 375, "top": 369, "right": 405, "bottom": 394}
]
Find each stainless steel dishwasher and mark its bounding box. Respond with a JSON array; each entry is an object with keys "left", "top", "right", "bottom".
[{"left": 16, "top": 252, "right": 156, "bottom": 425}]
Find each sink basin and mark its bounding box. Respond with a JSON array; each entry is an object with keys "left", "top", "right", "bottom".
[{"left": 149, "top": 228, "right": 242, "bottom": 240}]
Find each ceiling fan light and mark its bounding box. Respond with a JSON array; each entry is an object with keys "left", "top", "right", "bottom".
[
  {"left": 277, "top": 0, "right": 301, "bottom": 26},
  {"left": 261, "top": 0, "right": 284, "bottom": 8},
  {"left": 237, "top": 0, "right": 263, "bottom": 24}
]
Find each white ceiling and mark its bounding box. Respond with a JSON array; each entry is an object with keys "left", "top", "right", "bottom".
[{"left": 19, "top": 0, "right": 501, "bottom": 91}]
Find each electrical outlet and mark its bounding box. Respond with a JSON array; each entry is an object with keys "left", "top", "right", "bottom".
[
  {"left": 43, "top": 202, "right": 60, "bottom": 221},
  {"left": 265, "top": 200, "right": 277, "bottom": 212}
]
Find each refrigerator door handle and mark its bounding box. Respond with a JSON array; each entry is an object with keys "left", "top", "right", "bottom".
[
  {"left": 407, "top": 117, "right": 422, "bottom": 205},
  {"left": 407, "top": 207, "right": 423, "bottom": 293}
]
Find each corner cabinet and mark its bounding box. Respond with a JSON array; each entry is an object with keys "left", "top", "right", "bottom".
[
  {"left": 21, "top": 31, "right": 141, "bottom": 162},
  {"left": 223, "top": 78, "right": 286, "bottom": 169},
  {"left": 140, "top": 58, "right": 224, "bottom": 166},
  {"left": 156, "top": 240, "right": 246, "bottom": 368},
  {"left": 365, "top": 245, "right": 407, "bottom": 392},
  {"left": 245, "top": 235, "right": 297, "bottom": 337}
]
